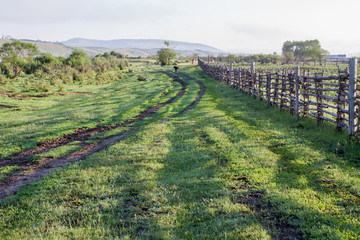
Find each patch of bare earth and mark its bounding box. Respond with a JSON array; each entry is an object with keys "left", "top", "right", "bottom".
[
  {"left": 230, "top": 177, "right": 304, "bottom": 240},
  {"left": 0, "top": 73, "right": 205, "bottom": 199},
  {"left": 0, "top": 105, "right": 16, "bottom": 109},
  {"left": 0, "top": 92, "right": 91, "bottom": 99}
]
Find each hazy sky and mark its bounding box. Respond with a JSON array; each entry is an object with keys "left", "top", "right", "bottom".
[{"left": 1, "top": 0, "right": 360, "bottom": 54}]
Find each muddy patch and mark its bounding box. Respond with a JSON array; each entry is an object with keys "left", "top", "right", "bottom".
[
  {"left": 1, "top": 92, "right": 92, "bottom": 99},
  {"left": 0, "top": 72, "right": 207, "bottom": 199},
  {"left": 0, "top": 104, "right": 16, "bottom": 109},
  {"left": 230, "top": 178, "right": 304, "bottom": 240}
]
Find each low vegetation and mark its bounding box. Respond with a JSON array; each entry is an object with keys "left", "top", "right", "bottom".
[
  {"left": 0, "top": 60, "right": 359, "bottom": 239},
  {"left": 0, "top": 41, "right": 128, "bottom": 94}
]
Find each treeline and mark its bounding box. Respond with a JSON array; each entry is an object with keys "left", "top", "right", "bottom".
[
  {"left": 282, "top": 39, "right": 329, "bottom": 63},
  {"left": 207, "top": 40, "right": 330, "bottom": 66},
  {"left": 0, "top": 40, "right": 128, "bottom": 92},
  {"left": 214, "top": 53, "right": 281, "bottom": 64}
]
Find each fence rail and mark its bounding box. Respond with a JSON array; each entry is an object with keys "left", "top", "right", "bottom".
[{"left": 198, "top": 57, "right": 360, "bottom": 137}]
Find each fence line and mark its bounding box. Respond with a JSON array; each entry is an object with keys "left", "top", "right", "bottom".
[{"left": 198, "top": 57, "right": 360, "bottom": 137}]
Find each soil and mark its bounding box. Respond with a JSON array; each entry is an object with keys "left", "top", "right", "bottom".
[
  {"left": 0, "top": 105, "right": 16, "bottom": 109},
  {"left": 0, "top": 72, "right": 204, "bottom": 199},
  {"left": 231, "top": 179, "right": 304, "bottom": 240},
  {"left": 0, "top": 92, "right": 91, "bottom": 99}
]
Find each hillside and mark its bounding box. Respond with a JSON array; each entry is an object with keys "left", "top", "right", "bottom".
[
  {"left": 1, "top": 38, "right": 222, "bottom": 57},
  {"left": 0, "top": 39, "right": 73, "bottom": 57},
  {"left": 62, "top": 38, "right": 222, "bottom": 52}
]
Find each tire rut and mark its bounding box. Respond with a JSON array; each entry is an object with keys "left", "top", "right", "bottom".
[{"left": 0, "top": 72, "right": 205, "bottom": 199}]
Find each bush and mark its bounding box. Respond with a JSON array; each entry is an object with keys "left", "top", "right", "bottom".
[
  {"left": 0, "top": 74, "right": 9, "bottom": 86},
  {"left": 137, "top": 75, "right": 149, "bottom": 81},
  {"left": 33, "top": 80, "right": 51, "bottom": 92}
]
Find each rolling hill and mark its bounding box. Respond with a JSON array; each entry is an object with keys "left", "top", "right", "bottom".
[
  {"left": 0, "top": 38, "right": 223, "bottom": 57},
  {"left": 0, "top": 39, "right": 73, "bottom": 57},
  {"left": 62, "top": 38, "right": 221, "bottom": 52}
]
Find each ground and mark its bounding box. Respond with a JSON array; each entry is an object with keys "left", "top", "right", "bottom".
[{"left": 0, "top": 63, "right": 359, "bottom": 239}]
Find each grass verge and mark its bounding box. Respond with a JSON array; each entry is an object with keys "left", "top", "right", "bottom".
[{"left": 0, "top": 64, "right": 359, "bottom": 239}]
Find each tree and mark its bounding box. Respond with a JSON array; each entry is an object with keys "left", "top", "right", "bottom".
[
  {"left": 66, "top": 50, "right": 90, "bottom": 72},
  {"left": 156, "top": 48, "right": 177, "bottom": 65},
  {"left": 227, "top": 54, "right": 238, "bottom": 63},
  {"left": 110, "top": 51, "right": 124, "bottom": 58},
  {"left": 282, "top": 51, "right": 294, "bottom": 64},
  {"left": 0, "top": 40, "right": 39, "bottom": 79},
  {"left": 164, "top": 41, "right": 170, "bottom": 48},
  {"left": 25, "top": 52, "right": 60, "bottom": 74},
  {"left": 281, "top": 40, "right": 328, "bottom": 63},
  {"left": 156, "top": 41, "right": 176, "bottom": 65}
]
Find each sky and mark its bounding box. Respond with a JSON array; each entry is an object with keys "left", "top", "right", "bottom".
[{"left": 1, "top": 0, "right": 360, "bottom": 55}]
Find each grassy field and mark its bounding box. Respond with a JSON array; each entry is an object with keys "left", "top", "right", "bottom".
[{"left": 0, "top": 63, "right": 360, "bottom": 239}]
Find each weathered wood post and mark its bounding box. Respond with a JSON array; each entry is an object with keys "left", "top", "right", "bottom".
[
  {"left": 266, "top": 73, "right": 272, "bottom": 106},
  {"left": 295, "top": 66, "right": 300, "bottom": 120},
  {"left": 221, "top": 66, "right": 224, "bottom": 82},
  {"left": 229, "top": 62, "right": 233, "bottom": 87},
  {"left": 315, "top": 72, "right": 324, "bottom": 126},
  {"left": 238, "top": 68, "right": 241, "bottom": 91},
  {"left": 250, "top": 62, "right": 255, "bottom": 95},
  {"left": 348, "top": 58, "right": 357, "bottom": 136}
]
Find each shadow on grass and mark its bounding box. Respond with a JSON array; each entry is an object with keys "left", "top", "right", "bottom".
[{"left": 196, "top": 66, "right": 360, "bottom": 238}]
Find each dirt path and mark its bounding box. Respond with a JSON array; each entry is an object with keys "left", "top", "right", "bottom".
[
  {"left": 0, "top": 73, "right": 205, "bottom": 199},
  {"left": 0, "top": 92, "right": 92, "bottom": 99}
]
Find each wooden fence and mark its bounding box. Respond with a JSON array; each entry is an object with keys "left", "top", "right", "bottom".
[{"left": 198, "top": 57, "right": 360, "bottom": 137}]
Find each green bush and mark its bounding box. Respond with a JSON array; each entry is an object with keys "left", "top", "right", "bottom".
[
  {"left": 137, "top": 75, "right": 148, "bottom": 81},
  {"left": 0, "top": 74, "right": 9, "bottom": 86},
  {"left": 33, "top": 80, "right": 51, "bottom": 92}
]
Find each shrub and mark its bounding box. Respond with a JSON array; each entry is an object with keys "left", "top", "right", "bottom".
[
  {"left": 0, "top": 74, "right": 9, "bottom": 86},
  {"left": 33, "top": 80, "right": 51, "bottom": 92},
  {"left": 137, "top": 75, "right": 148, "bottom": 81}
]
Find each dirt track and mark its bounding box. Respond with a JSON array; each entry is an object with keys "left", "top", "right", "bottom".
[{"left": 0, "top": 73, "right": 205, "bottom": 199}]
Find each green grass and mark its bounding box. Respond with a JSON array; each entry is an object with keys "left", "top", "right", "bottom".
[
  {"left": 0, "top": 64, "right": 359, "bottom": 239},
  {"left": 0, "top": 66, "right": 178, "bottom": 158},
  {"left": 29, "top": 141, "right": 84, "bottom": 162},
  {"left": 0, "top": 166, "right": 21, "bottom": 182}
]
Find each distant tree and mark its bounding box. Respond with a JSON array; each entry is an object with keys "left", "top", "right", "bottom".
[
  {"left": 258, "top": 54, "right": 271, "bottom": 64},
  {"left": 0, "top": 40, "right": 39, "bottom": 79},
  {"left": 156, "top": 41, "right": 176, "bottom": 65},
  {"left": 271, "top": 52, "right": 281, "bottom": 64},
  {"left": 164, "top": 41, "right": 170, "bottom": 48},
  {"left": 25, "top": 52, "right": 60, "bottom": 74},
  {"left": 156, "top": 48, "right": 176, "bottom": 65},
  {"left": 102, "top": 52, "right": 110, "bottom": 58},
  {"left": 282, "top": 51, "right": 294, "bottom": 64},
  {"left": 110, "top": 51, "right": 124, "bottom": 58},
  {"left": 216, "top": 54, "right": 225, "bottom": 63},
  {"left": 227, "top": 54, "right": 238, "bottom": 63},
  {"left": 35, "top": 52, "right": 60, "bottom": 65},
  {"left": 282, "top": 40, "right": 328, "bottom": 63},
  {"left": 66, "top": 49, "right": 90, "bottom": 72}
]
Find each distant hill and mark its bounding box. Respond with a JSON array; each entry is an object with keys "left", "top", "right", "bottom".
[
  {"left": 0, "top": 39, "right": 73, "bottom": 57},
  {"left": 62, "top": 38, "right": 222, "bottom": 53},
  {"left": 0, "top": 38, "right": 223, "bottom": 58}
]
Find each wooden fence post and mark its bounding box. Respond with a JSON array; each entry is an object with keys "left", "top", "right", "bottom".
[
  {"left": 229, "top": 62, "right": 233, "bottom": 87},
  {"left": 266, "top": 73, "right": 271, "bottom": 106},
  {"left": 348, "top": 58, "right": 357, "bottom": 136},
  {"left": 315, "top": 72, "right": 324, "bottom": 126},
  {"left": 295, "top": 67, "right": 300, "bottom": 120},
  {"left": 221, "top": 66, "right": 224, "bottom": 82},
  {"left": 238, "top": 68, "right": 241, "bottom": 91},
  {"left": 251, "top": 62, "right": 255, "bottom": 95}
]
